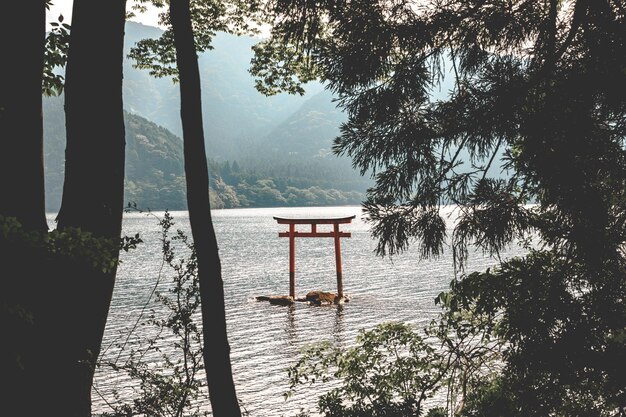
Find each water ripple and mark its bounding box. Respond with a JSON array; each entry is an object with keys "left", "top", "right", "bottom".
[{"left": 83, "top": 206, "right": 525, "bottom": 416}]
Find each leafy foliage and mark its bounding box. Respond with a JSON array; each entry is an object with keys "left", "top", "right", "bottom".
[
  {"left": 43, "top": 11, "right": 70, "bottom": 96},
  {"left": 286, "top": 320, "right": 503, "bottom": 417},
  {"left": 0, "top": 214, "right": 141, "bottom": 274},
  {"left": 99, "top": 212, "right": 210, "bottom": 417},
  {"left": 255, "top": 0, "right": 626, "bottom": 262},
  {"left": 441, "top": 251, "right": 626, "bottom": 416},
  {"left": 251, "top": 39, "right": 319, "bottom": 96},
  {"left": 254, "top": 1, "right": 626, "bottom": 416},
  {"left": 128, "top": 0, "right": 263, "bottom": 80}
]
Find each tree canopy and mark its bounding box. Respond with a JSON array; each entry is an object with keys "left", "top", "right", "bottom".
[
  {"left": 253, "top": 1, "right": 626, "bottom": 415},
  {"left": 128, "top": 0, "right": 262, "bottom": 79}
]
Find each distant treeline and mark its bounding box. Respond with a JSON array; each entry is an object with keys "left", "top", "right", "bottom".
[
  {"left": 125, "top": 158, "right": 364, "bottom": 210},
  {"left": 206, "top": 158, "right": 364, "bottom": 209}
]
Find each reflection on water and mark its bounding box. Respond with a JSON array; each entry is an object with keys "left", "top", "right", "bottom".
[
  {"left": 333, "top": 305, "right": 345, "bottom": 345},
  {"left": 64, "top": 206, "right": 526, "bottom": 416},
  {"left": 285, "top": 305, "right": 298, "bottom": 345}
]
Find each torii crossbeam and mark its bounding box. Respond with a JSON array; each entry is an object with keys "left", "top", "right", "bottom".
[{"left": 274, "top": 215, "right": 356, "bottom": 299}]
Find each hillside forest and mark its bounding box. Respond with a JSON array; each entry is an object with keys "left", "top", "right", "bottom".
[{"left": 44, "top": 94, "right": 364, "bottom": 211}]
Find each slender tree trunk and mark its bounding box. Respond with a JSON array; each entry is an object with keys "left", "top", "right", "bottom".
[
  {"left": 170, "top": 1, "right": 241, "bottom": 415},
  {"left": 52, "top": 1, "right": 127, "bottom": 415},
  {"left": 0, "top": 4, "right": 48, "bottom": 416}
]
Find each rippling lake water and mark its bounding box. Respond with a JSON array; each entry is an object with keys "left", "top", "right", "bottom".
[{"left": 47, "top": 206, "right": 525, "bottom": 416}]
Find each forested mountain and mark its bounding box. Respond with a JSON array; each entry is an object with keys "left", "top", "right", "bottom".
[
  {"left": 43, "top": 95, "right": 364, "bottom": 212},
  {"left": 42, "top": 22, "right": 371, "bottom": 212},
  {"left": 121, "top": 22, "right": 370, "bottom": 187},
  {"left": 43, "top": 95, "right": 186, "bottom": 211}
]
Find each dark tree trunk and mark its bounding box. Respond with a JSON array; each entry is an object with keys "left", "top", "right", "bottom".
[
  {"left": 0, "top": 3, "right": 48, "bottom": 416},
  {"left": 0, "top": 0, "right": 47, "bottom": 231},
  {"left": 58, "top": 4, "right": 126, "bottom": 236},
  {"left": 169, "top": 1, "right": 241, "bottom": 415},
  {"left": 52, "top": 1, "right": 127, "bottom": 415}
]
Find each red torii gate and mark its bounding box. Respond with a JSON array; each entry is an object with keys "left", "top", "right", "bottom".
[{"left": 274, "top": 215, "right": 356, "bottom": 299}]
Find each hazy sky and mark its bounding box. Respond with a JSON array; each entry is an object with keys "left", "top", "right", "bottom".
[{"left": 47, "top": 0, "right": 163, "bottom": 28}]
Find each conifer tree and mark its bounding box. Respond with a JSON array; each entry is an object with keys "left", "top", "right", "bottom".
[{"left": 254, "top": 1, "right": 626, "bottom": 414}]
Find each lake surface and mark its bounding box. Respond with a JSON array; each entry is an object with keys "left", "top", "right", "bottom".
[{"left": 54, "top": 206, "right": 524, "bottom": 416}]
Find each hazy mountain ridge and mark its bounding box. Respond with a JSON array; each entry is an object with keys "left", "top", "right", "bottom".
[
  {"left": 43, "top": 95, "right": 364, "bottom": 211},
  {"left": 258, "top": 89, "right": 345, "bottom": 156},
  {"left": 122, "top": 22, "right": 325, "bottom": 159}
]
